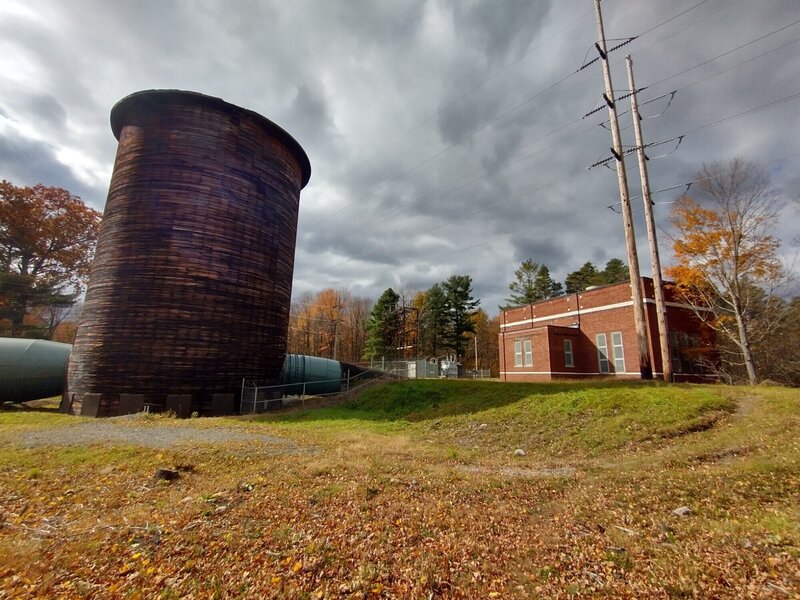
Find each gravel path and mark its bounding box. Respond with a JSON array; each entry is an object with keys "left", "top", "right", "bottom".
[
  {"left": 5, "top": 421, "right": 299, "bottom": 450},
  {"left": 458, "top": 465, "right": 577, "bottom": 478}
]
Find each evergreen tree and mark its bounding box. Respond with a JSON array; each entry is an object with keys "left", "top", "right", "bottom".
[
  {"left": 363, "top": 288, "right": 401, "bottom": 360},
  {"left": 442, "top": 274, "right": 480, "bottom": 357},
  {"left": 598, "top": 258, "right": 629, "bottom": 284},
  {"left": 418, "top": 284, "right": 448, "bottom": 357},
  {"left": 564, "top": 259, "right": 628, "bottom": 292},
  {"left": 533, "top": 264, "right": 564, "bottom": 299},
  {"left": 505, "top": 260, "right": 563, "bottom": 306},
  {"left": 506, "top": 259, "right": 540, "bottom": 306},
  {"left": 564, "top": 262, "right": 599, "bottom": 293}
]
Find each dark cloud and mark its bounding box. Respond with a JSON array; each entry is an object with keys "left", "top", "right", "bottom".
[
  {"left": 289, "top": 82, "right": 339, "bottom": 152},
  {"left": 444, "top": 0, "right": 553, "bottom": 62},
  {"left": 0, "top": 130, "right": 103, "bottom": 206},
  {"left": 25, "top": 94, "right": 68, "bottom": 131},
  {"left": 0, "top": 0, "right": 797, "bottom": 310}
]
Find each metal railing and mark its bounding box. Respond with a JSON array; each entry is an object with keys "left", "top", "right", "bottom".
[{"left": 239, "top": 370, "right": 381, "bottom": 414}]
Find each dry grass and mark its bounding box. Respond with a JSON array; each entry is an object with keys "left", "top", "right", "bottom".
[{"left": 1, "top": 381, "right": 798, "bottom": 598}]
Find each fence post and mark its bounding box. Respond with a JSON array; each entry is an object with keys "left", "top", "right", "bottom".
[{"left": 346, "top": 369, "right": 350, "bottom": 392}]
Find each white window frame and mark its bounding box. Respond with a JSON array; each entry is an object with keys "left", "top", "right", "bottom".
[
  {"left": 611, "top": 331, "right": 625, "bottom": 372},
  {"left": 514, "top": 340, "right": 523, "bottom": 367},
  {"left": 596, "top": 333, "right": 609, "bottom": 373},
  {"left": 563, "top": 339, "right": 574, "bottom": 368},
  {"left": 523, "top": 339, "right": 533, "bottom": 367}
]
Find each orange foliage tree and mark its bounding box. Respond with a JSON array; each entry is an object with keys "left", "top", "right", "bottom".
[
  {"left": 0, "top": 180, "right": 102, "bottom": 338},
  {"left": 287, "top": 288, "right": 373, "bottom": 363},
  {"left": 465, "top": 308, "right": 500, "bottom": 376},
  {"left": 665, "top": 160, "right": 783, "bottom": 385}
]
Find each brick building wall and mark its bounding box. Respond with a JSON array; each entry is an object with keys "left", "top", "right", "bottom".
[{"left": 499, "top": 278, "right": 714, "bottom": 382}]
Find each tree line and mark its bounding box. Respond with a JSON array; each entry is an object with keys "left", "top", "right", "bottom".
[
  {"left": 286, "top": 288, "right": 373, "bottom": 363},
  {"left": 287, "top": 278, "right": 501, "bottom": 375},
  {"left": 3, "top": 159, "right": 798, "bottom": 386},
  {"left": 504, "top": 257, "right": 630, "bottom": 306}
]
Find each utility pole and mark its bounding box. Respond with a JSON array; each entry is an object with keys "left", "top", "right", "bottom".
[
  {"left": 332, "top": 303, "right": 344, "bottom": 361},
  {"left": 593, "top": 0, "right": 652, "bottom": 379},
  {"left": 626, "top": 55, "right": 672, "bottom": 382},
  {"left": 474, "top": 335, "right": 479, "bottom": 376}
]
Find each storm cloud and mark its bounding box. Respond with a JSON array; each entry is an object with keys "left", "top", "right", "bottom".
[{"left": 1, "top": 0, "right": 798, "bottom": 308}]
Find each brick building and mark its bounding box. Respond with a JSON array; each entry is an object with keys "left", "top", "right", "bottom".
[{"left": 499, "top": 278, "right": 715, "bottom": 382}]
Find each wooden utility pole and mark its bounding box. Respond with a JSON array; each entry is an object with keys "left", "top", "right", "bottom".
[
  {"left": 593, "top": 0, "right": 652, "bottom": 379},
  {"left": 626, "top": 55, "right": 672, "bottom": 382},
  {"left": 332, "top": 303, "right": 344, "bottom": 361}
]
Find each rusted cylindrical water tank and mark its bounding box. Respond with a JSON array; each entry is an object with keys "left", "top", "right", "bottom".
[{"left": 66, "top": 90, "right": 310, "bottom": 417}]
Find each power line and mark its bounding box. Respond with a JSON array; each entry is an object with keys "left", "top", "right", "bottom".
[
  {"left": 307, "top": 0, "right": 729, "bottom": 228},
  {"left": 310, "top": 16, "right": 795, "bottom": 243},
  {"left": 647, "top": 16, "right": 800, "bottom": 90},
  {"left": 421, "top": 147, "right": 800, "bottom": 265},
  {"left": 328, "top": 5, "right": 595, "bottom": 186},
  {"left": 293, "top": 2, "right": 797, "bottom": 293},
  {"left": 326, "top": 90, "right": 800, "bottom": 270},
  {"left": 311, "top": 68, "right": 584, "bottom": 228},
  {"left": 639, "top": 0, "right": 715, "bottom": 36}
]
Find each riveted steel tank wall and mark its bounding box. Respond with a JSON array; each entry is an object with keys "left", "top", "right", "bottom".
[{"left": 66, "top": 90, "right": 310, "bottom": 417}]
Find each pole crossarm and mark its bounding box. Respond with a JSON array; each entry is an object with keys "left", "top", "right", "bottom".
[
  {"left": 577, "top": 36, "right": 638, "bottom": 72},
  {"left": 588, "top": 135, "right": 684, "bottom": 169}
]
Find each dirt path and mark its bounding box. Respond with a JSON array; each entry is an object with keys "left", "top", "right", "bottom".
[
  {"left": 735, "top": 395, "right": 760, "bottom": 418},
  {"left": 3, "top": 421, "right": 299, "bottom": 451}
]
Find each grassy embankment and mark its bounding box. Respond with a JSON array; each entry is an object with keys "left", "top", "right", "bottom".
[{"left": 1, "top": 380, "right": 798, "bottom": 598}]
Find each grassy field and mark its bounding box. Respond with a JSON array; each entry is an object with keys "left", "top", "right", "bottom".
[{"left": 1, "top": 380, "right": 798, "bottom": 598}]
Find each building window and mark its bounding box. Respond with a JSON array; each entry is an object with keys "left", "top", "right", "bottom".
[
  {"left": 611, "top": 331, "right": 625, "bottom": 372},
  {"left": 523, "top": 339, "right": 533, "bottom": 367},
  {"left": 564, "top": 339, "right": 574, "bottom": 367},
  {"left": 669, "top": 331, "right": 682, "bottom": 373},
  {"left": 514, "top": 340, "right": 523, "bottom": 367},
  {"left": 596, "top": 333, "right": 609, "bottom": 373}
]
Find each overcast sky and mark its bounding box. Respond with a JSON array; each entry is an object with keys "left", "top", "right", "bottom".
[{"left": 1, "top": 0, "right": 798, "bottom": 311}]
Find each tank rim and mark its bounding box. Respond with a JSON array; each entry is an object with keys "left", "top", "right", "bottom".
[{"left": 110, "top": 89, "right": 311, "bottom": 188}]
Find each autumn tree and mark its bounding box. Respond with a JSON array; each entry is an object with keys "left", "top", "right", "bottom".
[
  {"left": 287, "top": 289, "right": 372, "bottom": 363},
  {"left": 505, "top": 259, "right": 562, "bottom": 306},
  {"left": 0, "top": 180, "right": 101, "bottom": 337},
  {"left": 666, "top": 159, "right": 783, "bottom": 385},
  {"left": 465, "top": 308, "right": 501, "bottom": 376},
  {"left": 287, "top": 291, "right": 317, "bottom": 356},
  {"left": 727, "top": 288, "right": 798, "bottom": 386},
  {"left": 314, "top": 288, "right": 347, "bottom": 359},
  {"left": 342, "top": 295, "right": 372, "bottom": 363},
  {"left": 758, "top": 297, "right": 800, "bottom": 386}
]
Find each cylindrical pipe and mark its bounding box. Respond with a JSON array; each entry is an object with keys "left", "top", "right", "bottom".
[
  {"left": 0, "top": 338, "right": 71, "bottom": 403},
  {"left": 282, "top": 354, "right": 342, "bottom": 396}
]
